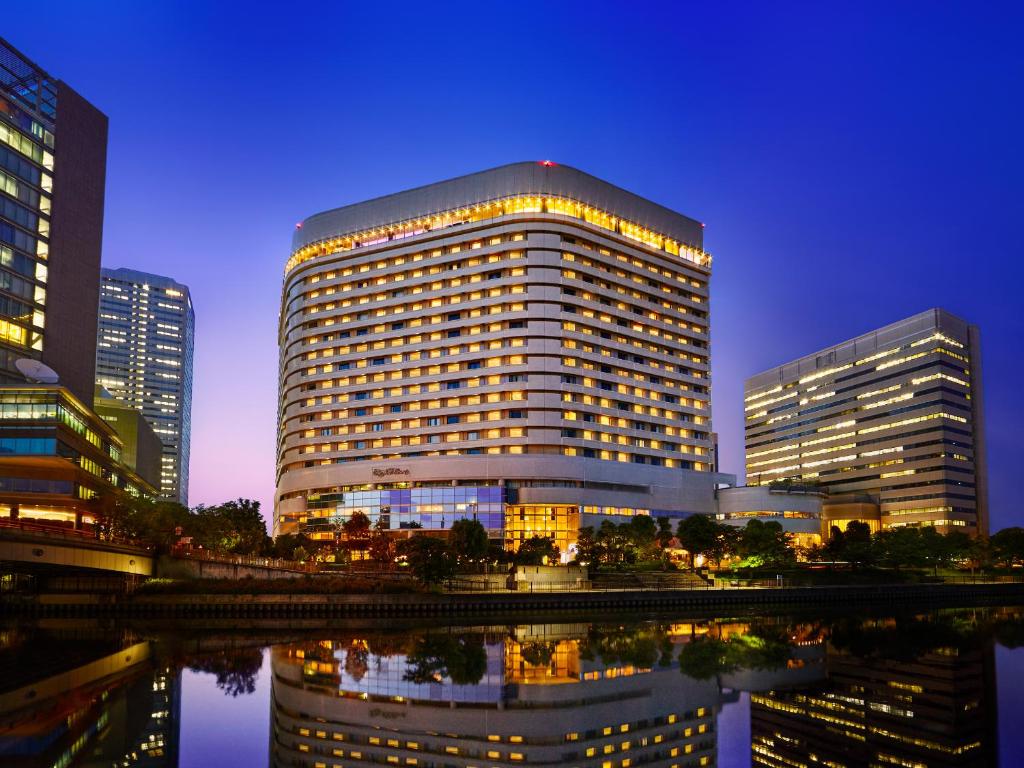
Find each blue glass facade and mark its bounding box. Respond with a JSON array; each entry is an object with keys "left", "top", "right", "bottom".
[{"left": 306, "top": 484, "right": 505, "bottom": 532}]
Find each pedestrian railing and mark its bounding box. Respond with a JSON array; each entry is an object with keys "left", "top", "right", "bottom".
[{"left": 173, "top": 548, "right": 317, "bottom": 573}]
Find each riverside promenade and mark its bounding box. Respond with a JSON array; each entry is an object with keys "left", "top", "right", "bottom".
[{"left": 5, "top": 581, "right": 1023, "bottom": 621}]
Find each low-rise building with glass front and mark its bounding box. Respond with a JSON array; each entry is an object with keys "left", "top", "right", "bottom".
[
  {"left": 744, "top": 309, "right": 987, "bottom": 535},
  {"left": 715, "top": 484, "right": 825, "bottom": 548},
  {"left": 0, "top": 385, "right": 156, "bottom": 530},
  {"left": 276, "top": 162, "right": 720, "bottom": 553}
]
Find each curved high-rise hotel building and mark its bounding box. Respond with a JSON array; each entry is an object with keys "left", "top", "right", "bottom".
[{"left": 276, "top": 162, "right": 718, "bottom": 548}]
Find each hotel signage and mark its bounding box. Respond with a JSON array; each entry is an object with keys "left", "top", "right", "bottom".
[{"left": 372, "top": 467, "right": 410, "bottom": 478}]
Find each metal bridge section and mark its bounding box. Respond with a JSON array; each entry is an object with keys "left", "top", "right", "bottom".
[{"left": 0, "top": 521, "right": 153, "bottom": 576}]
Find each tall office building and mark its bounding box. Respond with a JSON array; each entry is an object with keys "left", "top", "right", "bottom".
[
  {"left": 744, "top": 309, "right": 987, "bottom": 535},
  {"left": 96, "top": 268, "right": 195, "bottom": 504},
  {"left": 277, "top": 162, "right": 718, "bottom": 543},
  {"left": 0, "top": 39, "right": 156, "bottom": 528},
  {"left": 0, "top": 37, "right": 107, "bottom": 402}
]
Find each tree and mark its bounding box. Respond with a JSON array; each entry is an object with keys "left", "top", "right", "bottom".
[
  {"left": 271, "top": 532, "right": 312, "bottom": 559},
  {"left": 623, "top": 515, "right": 659, "bottom": 561},
  {"left": 575, "top": 526, "right": 599, "bottom": 566},
  {"left": 596, "top": 520, "right": 630, "bottom": 566},
  {"left": 403, "top": 634, "right": 488, "bottom": 685},
  {"left": 342, "top": 511, "right": 372, "bottom": 541},
  {"left": 187, "top": 648, "right": 263, "bottom": 697},
  {"left": 656, "top": 516, "right": 674, "bottom": 549},
  {"left": 738, "top": 520, "right": 794, "bottom": 568},
  {"left": 397, "top": 535, "right": 456, "bottom": 584},
  {"left": 105, "top": 496, "right": 190, "bottom": 554},
  {"left": 990, "top": 527, "right": 1024, "bottom": 568},
  {"left": 676, "top": 515, "right": 721, "bottom": 569},
  {"left": 827, "top": 521, "right": 875, "bottom": 568},
  {"left": 449, "top": 519, "right": 489, "bottom": 563},
  {"left": 874, "top": 527, "right": 927, "bottom": 572},
  {"left": 515, "top": 535, "right": 560, "bottom": 565},
  {"left": 337, "top": 511, "right": 372, "bottom": 562},
  {"left": 367, "top": 518, "right": 395, "bottom": 564},
  {"left": 920, "top": 527, "right": 971, "bottom": 575}
]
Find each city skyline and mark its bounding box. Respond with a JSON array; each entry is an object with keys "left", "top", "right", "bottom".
[{"left": 6, "top": 3, "right": 1022, "bottom": 530}]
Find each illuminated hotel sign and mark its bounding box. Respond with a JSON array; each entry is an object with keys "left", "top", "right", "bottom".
[{"left": 372, "top": 467, "right": 410, "bottom": 478}]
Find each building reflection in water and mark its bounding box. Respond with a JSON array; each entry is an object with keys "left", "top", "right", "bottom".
[
  {"left": 0, "top": 608, "right": 1014, "bottom": 767},
  {"left": 749, "top": 611, "right": 1004, "bottom": 768},
  {"left": 0, "top": 626, "right": 180, "bottom": 767},
  {"left": 270, "top": 623, "right": 724, "bottom": 768}
]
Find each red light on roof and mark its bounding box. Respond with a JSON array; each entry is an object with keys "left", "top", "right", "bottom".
[
  {"left": 295, "top": 222, "right": 303, "bottom": 229},
  {"left": 538, "top": 160, "right": 557, "bottom": 167},
  {"left": 701, "top": 222, "right": 706, "bottom": 228}
]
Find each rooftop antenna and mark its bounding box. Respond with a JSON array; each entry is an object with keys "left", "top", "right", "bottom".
[{"left": 15, "top": 358, "right": 59, "bottom": 384}]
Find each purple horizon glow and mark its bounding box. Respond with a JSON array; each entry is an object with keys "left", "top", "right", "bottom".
[{"left": 8, "top": 3, "right": 1023, "bottom": 531}]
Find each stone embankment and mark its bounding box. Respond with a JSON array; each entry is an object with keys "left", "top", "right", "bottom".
[{"left": 4, "top": 582, "right": 1022, "bottom": 620}]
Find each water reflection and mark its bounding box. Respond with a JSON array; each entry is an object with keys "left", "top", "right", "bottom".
[
  {"left": 750, "top": 613, "right": 1009, "bottom": 767},
  {"left": 0, "top": 626, "right": 179, "bottom": 766},
  {"left": 0, "top": 607, "right": 1020, "bottom": 767},
  {"left": 271, "top": 625, "right": 721, "bottom": 766}
]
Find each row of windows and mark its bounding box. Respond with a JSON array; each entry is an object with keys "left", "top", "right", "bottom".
[
  {"left": 285, "top": 445, "right": 537, "bottom": 471},
  {"left": 300, "top": 319, "right": 528, "bottom": 364},
  {"left": 562, "top": 321, "right": 709, "bottom": 381},
  {"left": 562, "top": 392, "right": 708, "bottom": 424},
  {"left": 747, "top": 396, "right": 971, "bottom": 451},
  {"left": 297, "top": 371, "right": 531, "bottom": 404},
  {"left": 562, "top": 275, "right": 705, "bottom": 317},
  {"left": 299, "top": 284, "right": 528, "bottom": 339},
  {"left": 288, "top": 413, "right": 707, "bottom": 460},
  {"left": 0, "top": 145, "right": 44, "bottom": 189},
  {"left": 746, "top": 363, "right": 970, "bottom": 429},
  {"left": 292, "top": 425, "right": 712, "bottom": 457},
  {"left": 0, "top": 220, "right": 37, "bottom": 259},
  {"left": 293, "top": 425, "right": 531, "bottom": 455},
  {"left": 747, "top": 387, "right": 971, "bottom": 453},
  {"left": 745, "top": 334, "right": 968, "bottom": 407},
  {"left": 302, "top": 351, "right": 526, "bottom": 380},
  {"left": 0, "top": 476, "right": 73, "bottom": 494},
  {"left": 562, "top": 360, "right": 707, "bottom": 394},
  {"left": 0, "top": 167, "right": 44, "bottom": 212},
  {"left": 0, "top": 121, "right": 52, "bottom": 168},
  {"left": 291, "top": 389, "right": 705, "bottom": 434},
  {"left": 292, "top": 300, "right": 527, "bottom": 354},
  {"left": 294, "top": 232, "right": 528, "bottom": 291},
  {"left": 561, "top": 235, "right": 706, "bottom": 289},
  {"left": 285, "top": 448, "right": 706, "bottom": 476},
  {"left": 561, "top": 302, "right": 708, "bottom": 351},
  {"left": 295, "top": 254, "right": 526, "bottom": 311}
]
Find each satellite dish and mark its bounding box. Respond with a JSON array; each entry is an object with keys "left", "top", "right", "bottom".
[{"left": 16, "top": 358, "right": 59, "bottom": 384}]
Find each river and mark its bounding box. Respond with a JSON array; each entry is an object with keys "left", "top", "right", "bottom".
[{"left": 2, "top": 604, "right": 1021, "bottom": 766}]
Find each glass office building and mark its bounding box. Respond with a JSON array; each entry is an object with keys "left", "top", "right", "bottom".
[
  {"left": 96, "top": 268, "right": 195, "bottom": 504},
  {"left": 276, "top": 162, "right": 722, "bottom": 547},
  {"left": 0, "top": 37, "right": 108, "bottom": 404},
  {"left": 744, "top": 309, "right": 988, "bottom": 535}
]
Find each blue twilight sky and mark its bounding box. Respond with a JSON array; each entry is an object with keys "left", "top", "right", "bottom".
[{"left": 7, "top": 1, "right": 1023, "bottom": 530}]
